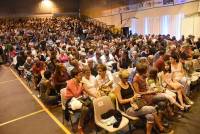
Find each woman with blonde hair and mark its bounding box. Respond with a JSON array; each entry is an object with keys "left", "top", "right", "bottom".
[{"left": 115, "top": 69, "right": 171, "bottom": 134}]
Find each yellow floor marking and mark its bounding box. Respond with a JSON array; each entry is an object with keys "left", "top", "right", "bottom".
[
  {"left": 0, "top": 79, "right": 17, "bottom": 84},
  {"left": 9, "top": 68, "right": 71, "bottom": 134},
  {"left": 0, "top": 110, "right": 44, "bottom": 126}
]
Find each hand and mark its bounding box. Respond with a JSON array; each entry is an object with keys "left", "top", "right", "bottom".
[
  {"left": 134, "top": 94, "right": 141, "bottom": 98},
  {"left": 131, "top": 102, "right": 139, "bottom": 111},
  {"left": 82, "top": 94, "right": 88, "bottom": 99},
  {"left": 101, "top": 85, "right": 107, "bottom": 89}
]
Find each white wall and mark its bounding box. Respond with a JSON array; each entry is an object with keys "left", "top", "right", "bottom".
[
  {"left": 94, "top": 1, "right": 200, "bottom": 39},
  {"left": 181, "top": 14, "right": 200, "bottom": 38}
]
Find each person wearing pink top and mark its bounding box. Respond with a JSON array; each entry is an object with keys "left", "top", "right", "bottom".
[
  {"left": 64, "top": 69, "right": 83, "bottom": 99},
  {"left": 59, "top": 51, "right": 68, "bottom": 63}
]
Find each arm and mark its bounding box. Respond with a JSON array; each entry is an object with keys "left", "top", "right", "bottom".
[
  {"left": 45, "top": 80, "right": 53, "bottom": 96},
  {"left": 132, "top": 82, "right": 156, "bottom": 95},
  {"left": 83, "top": 83, "right": 98, "bottom": 98},
  {"left": 105, "top": 71, "right": 113, "bottom": 87}
]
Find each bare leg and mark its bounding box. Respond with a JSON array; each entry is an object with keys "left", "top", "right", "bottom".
[
  {"left": 152, "top": 113, "right": 164, "bottom": 131},
  {"left": 146, "top": 122, "right": 153, "bottom": 134},
  {"left": 173, "top": 101, "right": 184, "bottom": 110},
  {"left": 176, "top": 89, "right": 184, "bottom": 106}
]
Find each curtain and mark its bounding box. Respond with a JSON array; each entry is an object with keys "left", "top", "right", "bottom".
[{"left": 131, "top": 13, "right": 184, "bottom": 39}]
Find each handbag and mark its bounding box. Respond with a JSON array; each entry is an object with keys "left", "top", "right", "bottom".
[
  {"left": 132, "top": 98, "right": 147, "bottom": 110},
  {"left": 69, "top": 97, "right": 83, "bottom": 110},
  {"left": 78, "top": 96, "right": 92, "bottom": 106}
]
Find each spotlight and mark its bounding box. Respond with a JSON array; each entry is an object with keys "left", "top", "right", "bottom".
[{"left": 41, "top": 0, "right": 53, "bottom": 9}]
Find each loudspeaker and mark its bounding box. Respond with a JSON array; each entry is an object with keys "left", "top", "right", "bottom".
[{"left": 122, "top": 27, "right": 129, "bottom": 37}]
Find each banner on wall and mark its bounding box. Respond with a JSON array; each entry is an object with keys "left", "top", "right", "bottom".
[
  {"left": 163, "top": 0, "right": 174, "bottom": 5},
  {"left": 140, "top": 0, "right": 154, "bottom": 9},
  {"left": 102, "top": 0, "right": 196, "bottom": 16},
  {"left": 153, "top": 0, "right": 164, "bottom": 7},
  {"left": 174, "top": 0, "right": 195, "bottom": 4}
]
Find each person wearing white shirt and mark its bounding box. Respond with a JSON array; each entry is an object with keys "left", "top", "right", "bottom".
[
  {"left": 100, "top": 49, "right": 116, "bottom": 71},
  {"left": 95, "top": 64, "right": 114, "bottom": 95},
  {"left": 81, "top": 66, "right": 99, "bottom": 99}
]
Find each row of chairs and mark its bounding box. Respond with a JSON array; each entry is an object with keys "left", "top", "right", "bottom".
[{"left": 61, "top": 93, "right": 139, "bottom": 134}]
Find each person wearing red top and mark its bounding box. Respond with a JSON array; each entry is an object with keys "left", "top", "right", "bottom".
[
  {"left": 32, "top": 58, "right": 45, "bottom": 90},
  {"left": 63, "top": 68, "right": 88, "bottom": 134},
  {"left": 154, "top": 50, "right": 165, "bottom": 72},
  {"left": 133, "top": 63, "right": 154, "bottom": 104}
]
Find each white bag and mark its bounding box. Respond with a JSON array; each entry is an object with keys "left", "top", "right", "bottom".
[{"left": 69, "top": 97, "right": 83, "bottom": 110}]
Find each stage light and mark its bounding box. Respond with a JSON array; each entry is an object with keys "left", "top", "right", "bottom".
[{"left": 41, "top": 0, "right": 53, "bottom": 9}]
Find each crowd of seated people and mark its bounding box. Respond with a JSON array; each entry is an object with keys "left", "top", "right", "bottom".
[{"left": 1, "top": 17, "right": 200, "bottom": 134}]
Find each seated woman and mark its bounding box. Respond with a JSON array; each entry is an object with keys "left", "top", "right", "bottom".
[
  {"left": 159, "top": 61, "right": 191, "bottom": 108},
  {"left": 52, "top": 64, "right": 70, "bottom": 93},
  {"left": 81, "top": 66, "right": 99, "bottom": 99},
  {"left": 115, "top": 69, "right": 170, "bottom": 134},
  {"left": 133, "top": 63, "right": 166, "bottom": 105},
  {"left": 147, "top": 68, "right": 185, "bottom": 111},
  {"left": 181, "top": 52, "right": 200, "bottom": 86},
  {"left": 32, "top": 57, "right": 45, "bottom": 90},
  {"left": 96, "top": 64, "right": 114, "bottom": 96},
  {"left": 39, "top": 70, "right": 59, "bottom": 105},
  {"left": 61, "top": 68, "right": 88, "bottom": 134},
  {"left": 133, "top": 63, "right": 174, "bottom": 117},
  {"left": 170, "top": 52, "right": 192, "bottom": 101}
]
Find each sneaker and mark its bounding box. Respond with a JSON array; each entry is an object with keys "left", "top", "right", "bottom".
[
  {"left": 37, "top": 94, "right": 41, "bottom": 98},
  {"left": 78, "top": 127, "right": 84, "bottom": 134},
  {"left": 185, "top": 97, "right": 194, "bottom": 105},
  {"left": 184, "top": 104, "right": 191, "bottom": 112}
]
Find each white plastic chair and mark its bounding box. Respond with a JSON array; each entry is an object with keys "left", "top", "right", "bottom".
[{"left": 93, "top": 96, "right": 129, "bottom": 133}]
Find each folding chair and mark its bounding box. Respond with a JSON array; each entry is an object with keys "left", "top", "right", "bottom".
[
  {"left": 115, "top": 98, "right": 139, "bottom": 133},
  {"left": 93, "top": 96, "right": 129, "bottom": 133},
  {"left": 60, "top": 88, "right": 80, "bottom": 132}
]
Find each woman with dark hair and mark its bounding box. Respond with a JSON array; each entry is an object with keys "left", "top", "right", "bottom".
[
  {"left": 118, "top": 50, "right": 131, "bottom": 70},
  {"left": 39, "top": 70, "right": 58, "bottom": 105},
  {"left": 15, "top": 51, "right": 26, "bottom": 75},
  {"left": 52, "top": 64, "right": 69, "bottom": 93},
  {"left": 32, "top": 57, "right": 45, "bottom": 90},
  {"left": 96, "top": 64, "right": 113, "bottom": 96},
  {"left": 170, "top": 52, "right": 193, "bottom": 104},
  {"left": 147, "top": 68, "right": 185, "bottom": 110},
  {"left": 61, "top": 68, "right": 88, "bottom": 134},
  {"left": 159, "top": 61, "right": 191, "bottom": 109}
]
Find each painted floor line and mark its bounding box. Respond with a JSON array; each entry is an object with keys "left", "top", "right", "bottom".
[
  {"left": 9, "top": 68, "right": 71, "bottom": 134},
  {"left": 0, "top": 79, "right": 17, "bottom": 84},
  {"left": 0, "top": 110, "right": 44, "bottom": 127}
]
